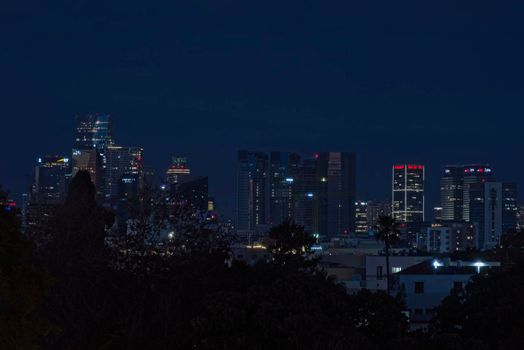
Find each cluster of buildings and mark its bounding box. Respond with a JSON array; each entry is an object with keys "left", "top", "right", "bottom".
[
  {"left": 236, "top": 155, "right": 519, "bottom": 253},
  {"left": 236, "top": 151, "right": 358, "bottom": 242},
  {"left": 10, "top": 116, "right": 522, "bottom": 332},
  {"left": 24, "top": 114, "right": 212, "bottom": 234}
]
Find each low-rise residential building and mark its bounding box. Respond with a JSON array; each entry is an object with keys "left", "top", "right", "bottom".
[{"left": 395, "top": 259, "right": 501, "bottom": 331}]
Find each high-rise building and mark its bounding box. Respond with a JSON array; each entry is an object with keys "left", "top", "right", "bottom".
[
  {"left": 269, "top": 152, "right": 300, "bottom": 226},
  {"left": 355, "top": 201, "right": 368, "bottom": 233},
  {"left": 73, "top": 113, "right": 114, "bottom": 199},
  {"left": 461, "top": 165, "right": 494, "bottom": 223},
  {"left": 166, "top": 156, "right": 191, "bottom": 185},
  {"left": 316, "top": 152, "right": 357, "bottom": 236},
  {"left": 292, "top": 158, "right": 318, "bottom": 235},
  {"left": 392, "top": 165, "right": 424, "bottom": 223},
  {"left": 171, "top": 176, "right": 209, "bottom": 212},
  {"left": 104, "top": 146, "right": 143, "bottom": 204},
  {"left": 72, "top": 148, "right": 100, "bottom": 184},
  {"left": 236, "top": 151, "right": 268, "bottom": 231},
  {"left": 75, "top": 113, "right": 113, "bottom": 150},
  {"left": 502, "top": 182, "right": 518, "bottom": 233},
  {"left": 32, "top": 156, "right": 70, "bottom": 204},
  {"left": 366, "top": 200, "right": 392, "bottom": 230},
  {"left": 469, "top": 182, "right": 503, "bottom": 250},
  {"left": 440, "top": 166, "right": 466, "bottom": 221}
]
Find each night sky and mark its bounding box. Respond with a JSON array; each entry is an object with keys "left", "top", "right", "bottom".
[{"left": 2, "top": 1, "right": 523, "bottom": 218}]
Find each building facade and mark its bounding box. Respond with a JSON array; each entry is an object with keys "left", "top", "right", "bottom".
[
  {"left": 236, "top": 151, "right": 269, "bottom": 231},
  {"left": 392, "top": 165, "right": 425, "bottom": 223}
]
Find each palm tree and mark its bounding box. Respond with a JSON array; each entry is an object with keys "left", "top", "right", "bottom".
[{"left": 373, "top": 215, "right": 401, "bottom": 296}]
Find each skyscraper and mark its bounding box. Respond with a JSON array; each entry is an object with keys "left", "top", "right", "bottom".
[
  {"left": 166, "top": 156, "right": 191, "bottom": 185},
  {"left": 392, "top": 165, "right": 425, "bottom": 223},
  {"left": 440, "top": 165, "right": 465, "bottom": 221},
  {"left": 236, "top": 151, "right": 268, "bottom": 231},
  {"left": 502, "top": 182, "right": 518, "bottom": 233},
  {"left": 366, "top": 200, "right": 392, "bottom": 230},
  {"left": 461, "top": 165, "right": 494, "bottom": 223},
  {"left": 75, "top": 113, "right": 114, "bottom": 150},
  {"left": 73, "top": 113, "right": 114, "bottom": 199},
  {"left": 292, "top": 158, "right": 318, "bottom": 235},
  {"left": 469, "top": 182, "right": 503, "bottom": 250},
  {"left": 269, "top": 152, "right": 300, "bottom": 226},
  {"left": 171, "top": 176, "right": 209, "bottom": 212},
  {"left": 33, "top": 156, "right": 70, "bottom": 204},
  {"left": 104, "top": 146, "right": 143, "bottom": 204},
  {"left": 316, "top": 152, "right": 357, "bottom": 236}
]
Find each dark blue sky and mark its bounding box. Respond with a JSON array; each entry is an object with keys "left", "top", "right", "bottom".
[{"left": 2, "top": 1, "right": 523, "bottom": 218}]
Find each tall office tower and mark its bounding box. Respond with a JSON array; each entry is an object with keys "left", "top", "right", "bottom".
[
  {"left": 72, "top": 148, "right": 99, "bottom": 183},
  {"left": 468, "top": 182, "right": 502, "bottom": 250},
  {"left": 73, "top": 113, "right": 114, "bottom": 199},
  {"left": 75, "top": 113, "right": 114, "bottom": 150},
  {"left": 461, "top": 165, "right": 493, "bottom": 223},
  {"left": 32, "top": 156, "right": 70, "bottom": 204},
  {"left": 315, "top": 152, "right": 357, "bottom": 236},
  {"left": 166, "top": 156, "right": 191, "bottom": 185},
  {"left": 469, "top": 182, "right": 503, "bottom": 250},
  {"left": 366, "top": 200, "right": 392, "bottom": 229},
  {"left": 269, "top": 152, "right": 301, "bottom": 226},
  {"left": 236, "top": 151, "right": 268, "bottom": 231},
  {"left": 392, "top": 165, "right": 425, "bottom": 223},
  {"left": 355, "top": 201, "right": 368, "bottom": 233},
  {"left": 293, "top": 158, "right": 318, "bottom": 235},
  {"left": 502, "top": 182, "right": 518, "bottom": 233},
  {"left": 440, "top": 165, "right": 494, "bottom": 222},
  {"left": 440, "top": 166, "right": 465, "bottom": 221},
  {"left": 104, "top": 146, "right": 143, "bottom": 204},
  {"left": 171, "top": 176, "right": 209, "bottom": 212}
]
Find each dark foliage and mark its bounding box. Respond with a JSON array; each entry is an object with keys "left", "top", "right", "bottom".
[
  {"left": 433, "top": 263, "right": 524, "bottom": 349},
  {"left": 373, "top": 215, "right": 401, "bottom": 295},
  {"left": 1, "top": 177, "right": 418, "bottom": 349},
  {"left": 0, "top": 188, "right": 52, "bottom": 349}
]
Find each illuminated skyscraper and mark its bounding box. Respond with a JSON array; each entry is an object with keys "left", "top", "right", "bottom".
[
  {"left": 392, "top": 165, "right": 425, "bottom": 223},
  {"left": 469, "top": 182, "right": 502, "bottom": 249},
  {"left": 440, "top": 166, "right": 465, "bottom": 221},
  {"left": 33, "top": 156, "right": 70, "bottom": 204},
  {"left": 502, "top": 182, "right": 518, "bottom": 233},
  {"left": 293, "top": 158, "right": 318, "bottom": 234},
  {"left": 461, "top": 165, "right": 494, "bottom": 223},
  {"left": 166, "top": 156, "right": 191, "bottom": 185},
  {"left": 104, "top": 146, "right": 143, "bottom": 203},
  {"left": 73, "top": 113, "right": 114, "bottom": 199},
  {"left": 72, "top": 148, "right": 99, "bottom": 184},
  {"left": 236, "top": 151, "right": 268, "bottom": 231},
  {"left": 269, "top": 152, "right": 300, "bottom": 226},
  {"left": 75, "top": 113, "right": 114, "bottom": 150}
]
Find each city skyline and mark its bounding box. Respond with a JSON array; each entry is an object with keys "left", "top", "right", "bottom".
[
  {"left": 2, "top": 123, "right": 521, "bottom": 222},
  {"left": 3, "top": 3, "right": 524, "bottom": 347}
]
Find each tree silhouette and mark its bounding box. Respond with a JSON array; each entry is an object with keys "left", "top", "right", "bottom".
[
  {"left": 373, "top": 215, "right": 400, "bottom": 295},
  {"left": 0, "top": 187, "right": 52, "bottom": 349},
  {"left": 433, "top": 263, "right": 524, "bottom": 349},
  {"left": 268, "top": 220, "right": 317, "bottom": 269}
]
